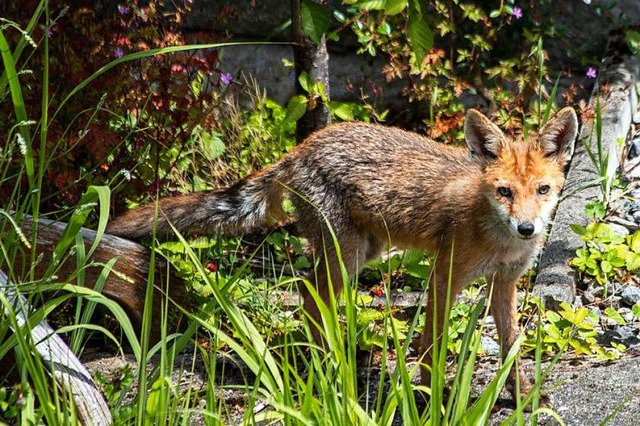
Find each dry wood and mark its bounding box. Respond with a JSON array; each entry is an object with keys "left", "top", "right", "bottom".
[
  {"left": 15, "top": 216, "right": 187, "bottom": 339},
  {"left": 1, "top": 270, "right": 112, "bottom": 425}
]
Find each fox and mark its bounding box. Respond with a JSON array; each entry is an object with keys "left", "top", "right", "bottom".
[{"left": 106, "top": 107, "right": 578, "bottom": 398}]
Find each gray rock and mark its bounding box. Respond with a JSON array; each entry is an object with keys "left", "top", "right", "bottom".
[
  {"left": 612, "top": 325, "right": 640, "bottom": 348},
  {"left": 630, "top": 188, "right": 640, "bottom": 200},
  {"left": 628, "top": 137, "right": 640, "bottom": 159},
  {"left": 621, "top": 285, "right": 640, "bottom": 307},
  {"left": 581, "top": 289, "right": 596, "bottom": 305},
  {"left": 481, "top": 335, "right": 500, "bottom": 356},
  {"left": 609, "top": 223, "right": 630, "bottom": 237},
  {"left": 532, "top": 282, "right": 576, "bottom": 310},
  {"left": 618, "top": 307, "right": 635, "bottom": 323}
]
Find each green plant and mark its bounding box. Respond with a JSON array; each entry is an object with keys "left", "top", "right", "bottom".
[
  {"left": 0, "top": 384, "right": 28, "bottom": 421},
  {"left": 334, "top": 1, "right": 585, "bottom": 138},
  {"left": 571, "top": 222, "right": 640, "bottom": 285},
  {"left": 524, "top": 299, "right": 623, "bottom": 361},
  {"left": 286, "top": 71, "right": 388, "bottom": 125},
  {"left": 93, "top": 365, "right": 136, "bottom": 421},
  {"left": 580, "top": 96, "right": 622, "bottom": 208}
]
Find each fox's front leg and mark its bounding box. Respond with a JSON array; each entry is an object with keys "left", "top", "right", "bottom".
[{"left": 489, "top": 268, "right": 530, "bottom": 398}]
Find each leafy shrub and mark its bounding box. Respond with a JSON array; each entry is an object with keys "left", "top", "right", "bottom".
[
  {"left": 337, "top": 0, "right": 594, "bottom": 138},
  {"left": 0, "top": 0, "right": 228, "bottom": 211}
]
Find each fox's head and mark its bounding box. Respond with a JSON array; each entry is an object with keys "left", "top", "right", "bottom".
[{"left": 464, "top": 107, "right": 579, "bottom": 240}]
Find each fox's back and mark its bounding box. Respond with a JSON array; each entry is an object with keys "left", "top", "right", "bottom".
[{"left": 282, "top": 122, "right": 483, "bottom": 247}]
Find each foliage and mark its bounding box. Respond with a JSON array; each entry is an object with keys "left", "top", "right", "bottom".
[
  {"left": 335, "top": 1, "right": 592, "bottom": 139},
  {"left": 0, "top": 0, "right": 229, "bottom": 211},
  {"left": 286, "top": 71, "right": 388, "bottom": 125},
  {"left": 1, "top": 0, "right": 624, "bottom": 424},
  {"left": 570, "top": 222, "right": 640, "bottom": 285},
  {"left": 93, "top": 365, "right": 136, "bottom": 421},
  {"left": 579, "top": 96, "right": 622, "bottom": 208},
  {"left": 0, "top": 384, "right": 28, "bottom": 421},
  {"left": 524, "top": 299, "right": 625, "bottom": 362}
]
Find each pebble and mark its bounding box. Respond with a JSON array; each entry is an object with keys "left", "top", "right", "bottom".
[
  {"left": 613, "top": 325, "right": 640, "bottom": 348},
  {"left": 609, "top": 223, "right": 630, "bottom": 237},
  {"left": 617, "top": 307, "right": 635, "bottom": 323},
  {"left": 633, "top": 111, "right": 640, "bottom": 124},
  {"left": 620, "top": 285, "right": 640, "bottom": 307},
  {"left": 481, "top": 335, "right": 500, "bottom": 356},
  {"left": 628, "top": 137, "right": 640, "bottom": 160},
  {"left": 581, "top": 289, "right": 596, "bottom": 305}
]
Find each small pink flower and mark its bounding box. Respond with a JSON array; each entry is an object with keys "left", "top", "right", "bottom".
[
  {"left": 513, "top": 7, "right": 523, "bottom": 20},
  {"left": 171, "top": 64, "right": 185, "bottom": 73},
  {"left": 586, "top": 67, "right": 597, "bottom": 79}
]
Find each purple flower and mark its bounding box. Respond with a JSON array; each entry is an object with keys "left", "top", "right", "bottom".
[
  {"left": 114, "top": 47, "right": 124, "bottom": 58},
  {"left": 513, "top": 7, "right": 523, "bottom": 20},
  {"left": 118, "top": 5, "right": 130, "bottom": 15},
  {"left": 220, "top": 72, "right": 233, "bottom": 85},
  {"left": 586, "top": 67, "right": 597, "bottom": 79},
  {"left": 46, "top": 27, "right": 54, "bottom": 38}
]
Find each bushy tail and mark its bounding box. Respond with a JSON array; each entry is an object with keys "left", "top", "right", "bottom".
[{"left": 106, "top": 166, "right": 289, "bottom": 240}]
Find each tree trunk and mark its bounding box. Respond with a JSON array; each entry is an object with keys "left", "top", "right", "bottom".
[{"left": 291, "top": 0, "right": 331, "bottom": 142}]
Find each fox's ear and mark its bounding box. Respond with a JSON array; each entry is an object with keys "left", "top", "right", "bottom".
[
  {"left": 538, "top": 107, "right": 578, "bottom": 165},
  {"left": 464, "top": 109, "right": 505, "bottom": 161}
]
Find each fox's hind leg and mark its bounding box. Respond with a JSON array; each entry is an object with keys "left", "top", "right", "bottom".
[
  {"left": 294, "top": 202, "right": 383, "bottom": 343},
  {"left": 419, "top": 250, "right": 466, "bottom": 386}
]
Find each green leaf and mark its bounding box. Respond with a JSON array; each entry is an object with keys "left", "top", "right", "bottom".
[
  {"left": 604, "top": 307, "right": 627, "bottom": 325},
  {"left": 330, "top": 102, "right": 355, "bottom": 121},
  {"left": 385, "top": 0, "right": 407, "bottom": 15},
  {"left": 625, "top": 252, "right": 640, "bottom": 271},
  {"left": 625, "top": 28, "right": 640, "bottom": 55},
  {"left": 585, "top": 200, "right": 606, "bottom": 219},
  {"left": 298, "top": 71, "right": 314, "bottom": 93},
  {"left": 629, "top": 230, "right": 640, "bottom": 254},
  {"left": 300, "top": 0, "right": 330, "bottom": 44},
  {"left": 570, "top": 224, "right": 587, "bottom": 236},
  {"left": 407, "top": 9, "right": 433, "bottom": 68},
  {"left": 199, "top": 130, "right": 226, "bottom": 160},
  {"left": 284, "top": 95, "right": 308, "bottom": 124},
  {"left": 354, "top": 0, "right": 387, "bottom": 10},
  {"left": 357, "top": 308, "right": 385, "bottom": 325}
]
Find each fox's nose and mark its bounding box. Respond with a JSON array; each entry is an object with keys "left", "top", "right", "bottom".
[{"left": 517, "top": 222, "right": 535, "bottom": 237}]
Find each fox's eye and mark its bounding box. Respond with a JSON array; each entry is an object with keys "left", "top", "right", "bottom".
[
  {"left": 497, "top": 187, "right": 512, "bottom": 198},
  {"left": 538, "top": 185, "right": 550, "bottom": 195}
]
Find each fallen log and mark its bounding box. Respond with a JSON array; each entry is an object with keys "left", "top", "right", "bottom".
[{"left": 14, "top": 216, "right": 187, "bottom": 341}]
